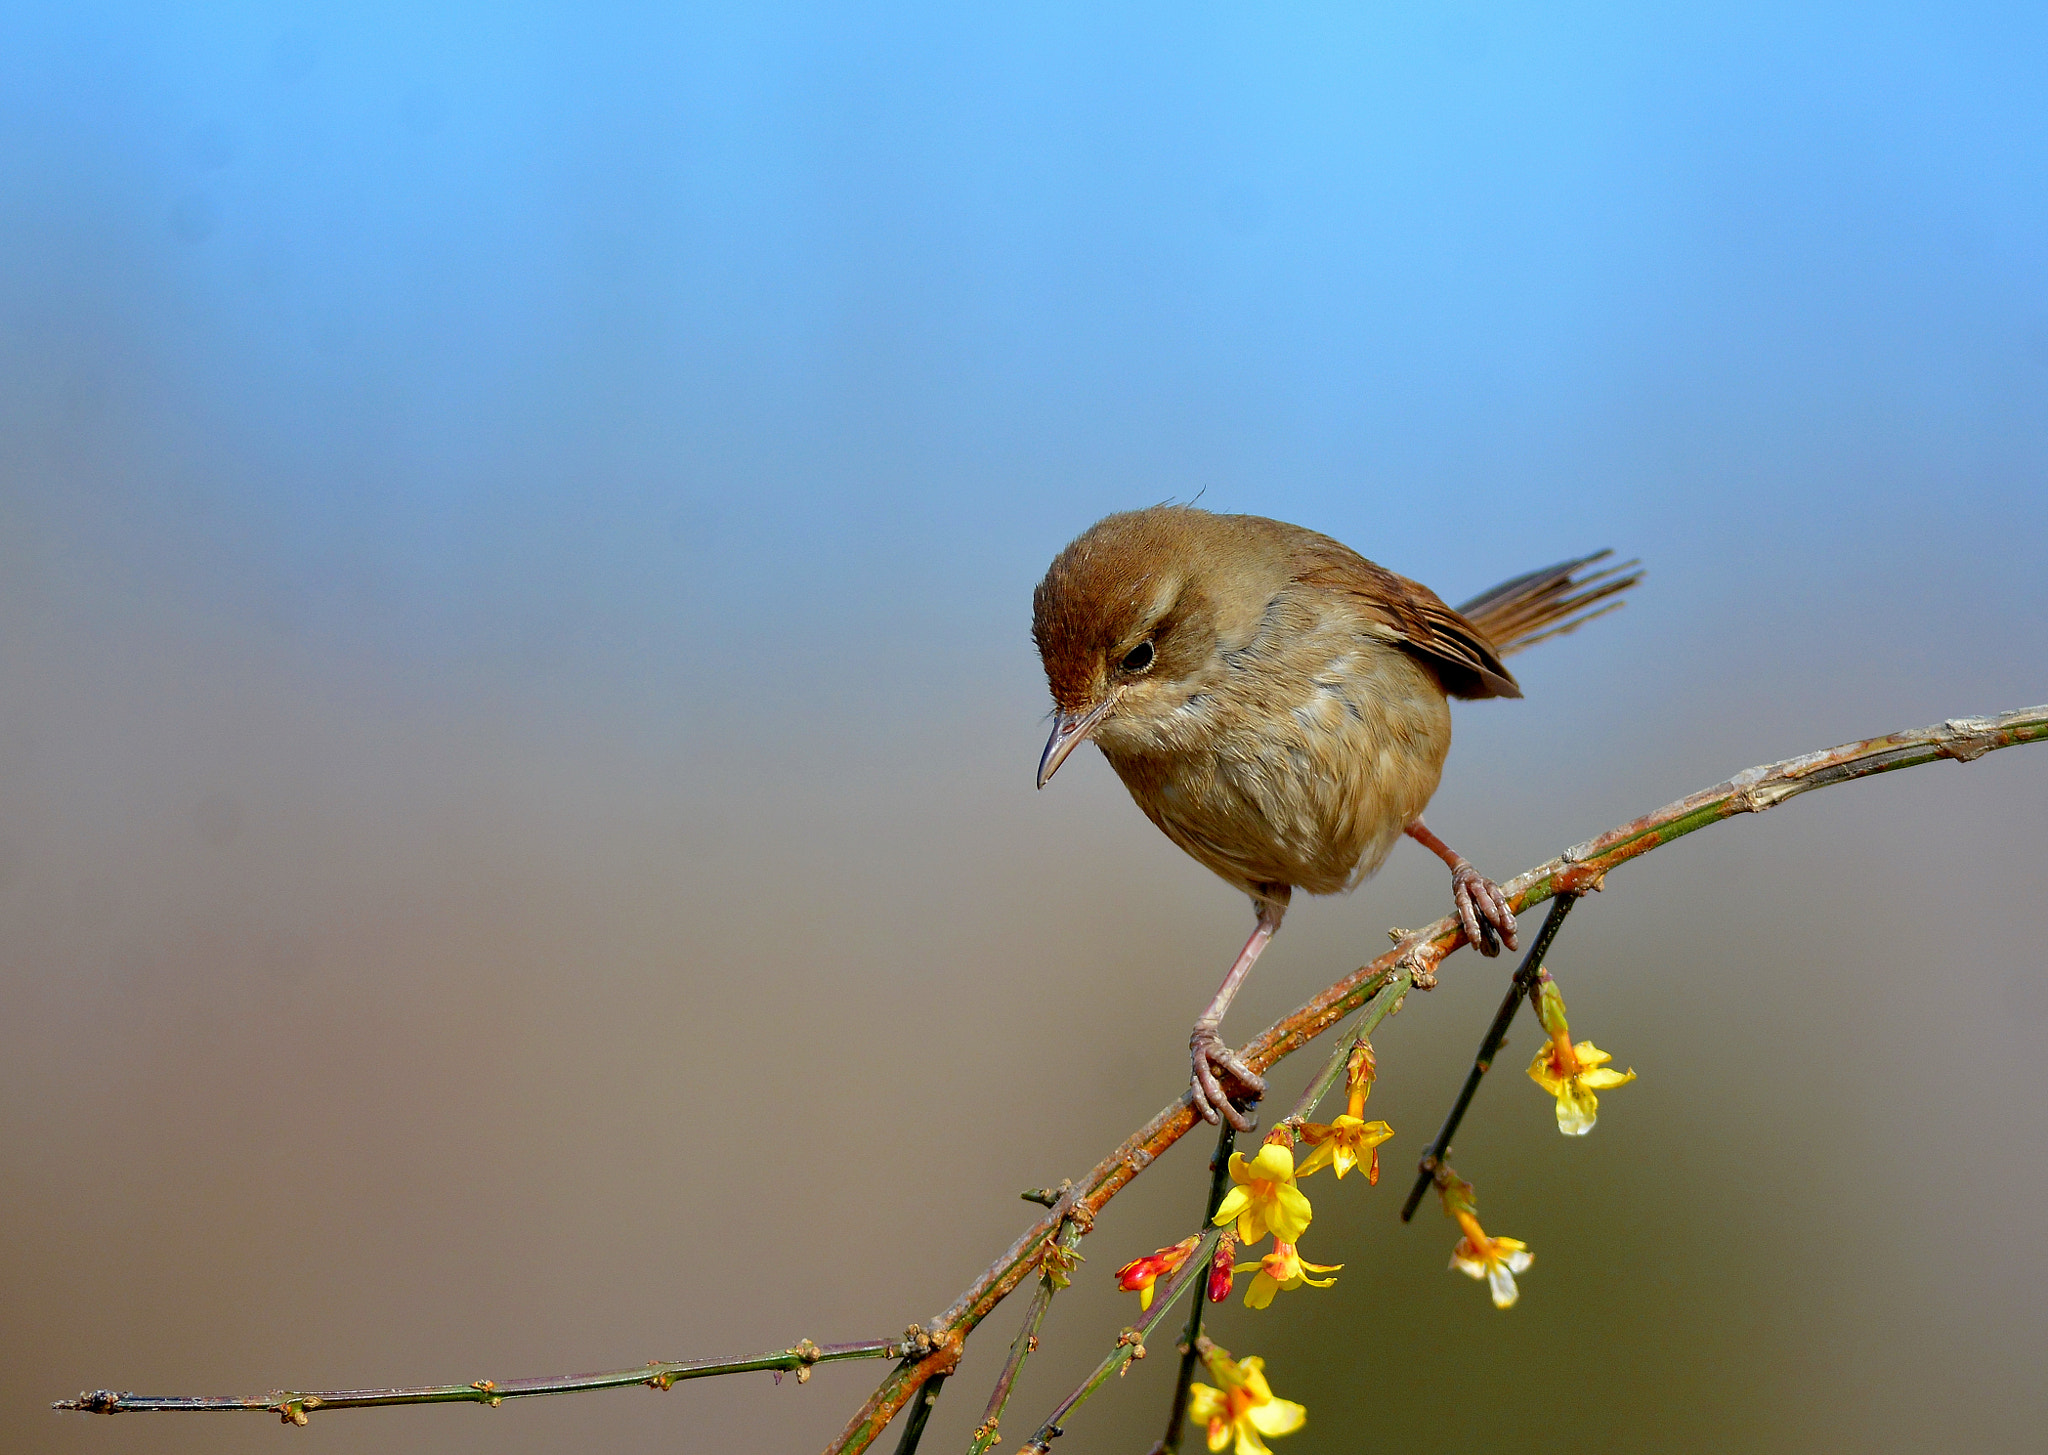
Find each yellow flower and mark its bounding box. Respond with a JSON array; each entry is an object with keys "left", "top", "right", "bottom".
[
  {"left": 1212, "top": 1141, "right": 1312, "bottom": 1246},
  {"left": 1232, "top": 1241, "right": 1341, "bottom": 1309},
  {"left": 1527, "top": 1038, "right": 1636, "bottom": 1135},
  {"left": 1450, "top": 1211, "right": 1533, "bottom": 1309},
  {"left": 1294, "top": 1114, "right": 1394, "bottom": 1182},
  {"left": 1439, "top": 1172, "right": 1531, "bottom": 1308},
  {"left": 1185, "top": 1344, "right": 1307, "bottom": 1455},
  {"left": 1114, "top": 1236, "right": 1200, "bottom": 1310},
  {"left": 1526, "top": 974, "right": 1634, "bottom": 1135}
]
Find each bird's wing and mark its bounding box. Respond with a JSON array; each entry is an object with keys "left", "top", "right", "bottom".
[{"left": 1293, "top": 541, "right": 1522, "bottom": 700}]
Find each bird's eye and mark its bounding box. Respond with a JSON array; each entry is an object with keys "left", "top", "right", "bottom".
[{"left": 1120, "top": 641, "right": 1155, "bottom": 673}]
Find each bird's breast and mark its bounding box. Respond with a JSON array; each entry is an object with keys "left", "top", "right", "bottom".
[{"left": 1100, "top": 625, "right": 1451, "bottom": 898}]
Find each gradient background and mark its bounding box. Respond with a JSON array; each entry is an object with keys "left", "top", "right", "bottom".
[{"left": 6, "top": 5, "right": 2047, "bottom": 1453}]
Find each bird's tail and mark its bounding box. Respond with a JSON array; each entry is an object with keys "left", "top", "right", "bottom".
[{"left": 1456, "top": 551, "right": 1643, "bottom": 658}]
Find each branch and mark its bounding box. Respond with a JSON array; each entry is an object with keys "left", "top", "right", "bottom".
[
  {"left": 53, "top": 1338, "right": 909, "bottom": 1423},
  {"left": 889, "top": 1372, "right": 946, "bottom": 1455},
  {"left": 964, "top": 1194, "right": 1091, "bottom": 1454},
  {"left": 48, "top": 705, "right": 2044, "bottom": 1447},
  {"left": 1397, "top": 892, "right": 1580, "bottom": 1221},
  {"left": 1152, "top": 1122, "right": 1238, "bottom": 1455},
  {"left": 825, "top": 704, "right": 2046, "bottom": 1453},
  {"left": 1152, "top": 965, "right": 1409, "bottom": 1453},
  {"left": 1015, "top": 1227, "right": 1227, "bottom": 1453}
]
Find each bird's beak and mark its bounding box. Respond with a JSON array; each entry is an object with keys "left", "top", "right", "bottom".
[{"left": 1037, "top": 696, "right": 1118, "bottom": 789}]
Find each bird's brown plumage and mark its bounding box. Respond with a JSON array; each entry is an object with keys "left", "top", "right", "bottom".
[
  {"left": 1031, "top": 505, "right": 1639, "bottom": 1125},
  {"left": 1031, "top": 506, "right": 1636, "bottom": 901}
]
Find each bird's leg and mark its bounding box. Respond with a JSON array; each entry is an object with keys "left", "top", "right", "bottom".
[
  {"left": 1405, "top": 819, "right": 1518, "bottom": 958},
  {"left": 1188, "top": 890, "right": 1288, "bottom": 1131}
]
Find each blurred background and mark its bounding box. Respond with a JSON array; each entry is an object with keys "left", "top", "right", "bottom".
[{"left": 4, "top": 4, "right": 2046, "bottom": 1452}]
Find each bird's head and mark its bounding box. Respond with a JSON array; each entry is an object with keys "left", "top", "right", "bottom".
[{"left": 1030, "top": 506, "right": 1290, "bottom": 787}]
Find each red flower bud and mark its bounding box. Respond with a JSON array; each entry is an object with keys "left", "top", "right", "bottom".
[
  {"left": 1114, "top": 1235, "right": 1199, "bottom": 1310},
  {"left": 1208, "top": 1232, "right": 1239, "bottom": 1303}
]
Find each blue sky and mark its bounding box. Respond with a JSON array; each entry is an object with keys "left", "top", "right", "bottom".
[{"left": 7, "top": 2, "right": 2044, "bottom": 700}]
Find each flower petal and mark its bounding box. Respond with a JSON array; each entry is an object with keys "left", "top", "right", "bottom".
[
  {"left": 1249, "top": 1396, "right": 1307, "bottom": 1437},
  {"left": 1238, "top": 1357, "right": 1271, "bottom": 1399},
  {"left": 1487, "top": 1260, "right": 1520, "bottom": 1308},
  {"left": 1244, "top": 1271, "right": 1279, "bottom": 1309},
  {"left": 1213, "top": 1185, "right": 1251, "bottom": 1229},
  {"left": 1245, "top": 1142, "right": 1297, "bottom": 1181},
  {"left": 1267, "top": 1183, "right": 1312, "bottom": 1243},
  {"left": 1581, "top": 1067, "right": 1636, "bottom": 1090},
  {"left": 1556, "top": 1082, "right": 1599, "bottom": 1135}
]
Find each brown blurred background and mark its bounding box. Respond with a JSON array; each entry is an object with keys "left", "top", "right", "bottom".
[{"left": 5, "top": 5, "right": 2048, "bottom": 1453}]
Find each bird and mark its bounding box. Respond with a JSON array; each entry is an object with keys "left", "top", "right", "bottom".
[{"left": 1031, "top": 506, "right": 1640, "bottom": 1129}]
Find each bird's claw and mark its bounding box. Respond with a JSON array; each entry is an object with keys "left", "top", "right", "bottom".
[
  {"left": 1451, "top": 863, "right": 1518, "bottom": 958},
  {"left": 1189, "top": 1027, "right": 1263, "bottom": 1131}
]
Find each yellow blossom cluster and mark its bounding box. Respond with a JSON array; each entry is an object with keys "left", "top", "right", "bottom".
[
  {"left": 1103, "top": 963, "right": 1644, "bottom": 1455},
  {"left": 1201, "top": 1039, "right": 1393, "bottom": 1311}
]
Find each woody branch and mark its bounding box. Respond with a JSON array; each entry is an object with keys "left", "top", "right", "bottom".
[{"left": 50, "top": 704, "right": 2046, "bottom": 1455}]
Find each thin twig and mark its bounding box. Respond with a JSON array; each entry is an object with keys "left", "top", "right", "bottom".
[
  {"left": 1278, "top": 965, "right": 1412, "bottom": 1134},
  {"left": 54, "top": 1338, "right": 908, "bottom": 1422},
  {"left": 45, "top": 707, "right": 2044, "bottom": 1447},
  {"left": 1151, "top": 968, "right": 1412, "bottom": 1452},
  {"left": 1153, "top": 1121, "right": 1239, "bottom": 1455},
  {"left": 965, "top": 1202, "right": 1090, "bottom": 1455},
  {"left": 1398, "top": 893, "right": 1578, "bottom": 1222},
  {"left": 825, "top": 704, "right": 2046, "bottom": 1453},
  {"left": 891, "top": 1374, "right": 946, "bottom": 1455},
  {"left": 1015, "top": 1229, "right": 1226, "bottom": 1454}
]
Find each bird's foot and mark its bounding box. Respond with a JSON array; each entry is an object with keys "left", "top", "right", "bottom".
[
  {"left": 1189, "top": 1025, "right": 1264, "bottom": 1131},
  {"left": 1451, "top": 863, "right": 1518, "bottom": 957}
]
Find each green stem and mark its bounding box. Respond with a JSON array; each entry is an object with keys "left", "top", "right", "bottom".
[
  {"left": 892, "top": 1374, "right": 946, "bottom": 1455},
  {"left": 965, "top": 1212, "right": 1088, "bottom": 1455},
  {"left": 1398, "top": 893, "right": 1579, "bottom": 1222},
  {"left": 836, "top": 705, "right": 2047, "bottom": 1454},
  {"left": 46, "top": 706, "right": 2043, "bottom": 1449},
  {"left": 1282, "top": 967, "right": 1411, "bottom": 1129},
  {"left": 52, "top": 1339, "right": 907, "bottom": 1421},
  {"left": 1016, "top": 1229, "right": 1226, "bottom": 1453},
  {"left": 1154, "top": 1122, "right": 1238, "bottom": 1455}
]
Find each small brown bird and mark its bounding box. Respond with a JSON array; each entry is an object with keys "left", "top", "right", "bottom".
[{"left": 1032, "top": 506, "right": 1639, "bottom": 1129}]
